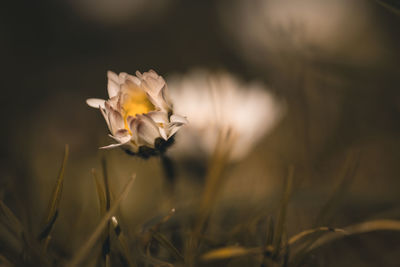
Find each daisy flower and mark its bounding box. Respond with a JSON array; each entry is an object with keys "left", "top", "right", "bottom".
[{"left": 87, "top": 70, "right": 187, "bottom": 157}]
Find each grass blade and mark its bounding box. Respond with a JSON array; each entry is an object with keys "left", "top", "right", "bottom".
[
  {"left": 201, "top": 246, "right": 262, "bottom": 261},
  {"left": 308, "top": 219, "right": 400, "bottom": 252},
  {"left": 314, "top": 149, "right": 360, "bottom": 226},
  {"left": 66, "top": 174, "right": 136, "bottom": 267},
  {"left": 152, "top": 231, "right": 184, "bottom": 261},
  {"left": 92, "top": 169, "right": 106, "bottom": 217},
  {"left": 110, "top": 216, "right": 136, "bottom": 267},
  {"left": 273, "top": 165, "right": 294, "bottom": 257},
  {"left": 38, "top": 144, "right": 69, "bottom": 249},
  {"left": 288, "top": 227, "right": 346, "bottom": 246},
  {"left": 290, "top": 150, "right": 359, "bottom": 266},
  {"left": 0, "top": 200, "right": 24, "bottom": 238},
  {"left": 375, "top": 0, "right": 400, "bottom": 15},
  {"left": 100, "top": 158, "right": 112, "bottom": 265}
]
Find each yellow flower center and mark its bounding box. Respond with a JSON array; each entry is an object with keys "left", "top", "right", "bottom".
[{"left": 122, "top": 84, "right": 155, "bottom": 133}]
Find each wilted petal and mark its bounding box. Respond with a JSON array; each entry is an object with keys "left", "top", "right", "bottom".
[{"left": 86, "top": 98, "right": 106, "bottom": 109}]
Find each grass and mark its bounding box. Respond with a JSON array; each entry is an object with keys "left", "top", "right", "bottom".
[{"left": 0, "top": 140, "right": 399, "bottom": 267}]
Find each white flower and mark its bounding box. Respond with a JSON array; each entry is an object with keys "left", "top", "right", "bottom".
[
  {"left": 87, "top": 70, "right": 187, "bottom": 157},
  {"left": 169, "top": 70, "right": 283, "bottom": 161}
]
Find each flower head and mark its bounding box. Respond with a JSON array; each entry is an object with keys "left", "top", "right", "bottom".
[
  {"left": 169, "top": 70, "right": 283, "bottom": 161},
  {"left": 87, "top": 70, "right": 187, "bottom": 157}
]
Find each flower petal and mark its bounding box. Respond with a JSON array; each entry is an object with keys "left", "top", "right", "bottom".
[
  {"left": 99, "top": 143, "right": 123, "bottom": 149},
  {"left": 99, "top": 107, "right": 112, "bottom": 132},
  {"left": 86, "top": 98, "right": 106, "bottom": 109},
  {"left": 107, "top": 71, "right": 120, "bottom": 98},
  {"left": 138, "top": 70, "right": 165, "bottom": 96},
  {"left": 159, "top": 127, "right": 168, "bottom": 140},
  {"left": 167, "top": 123, "right": 184, "bottom": 138},
  {"left": 134, "top": 115, "right": 161, "bottom": 147},
  {"left": 170, "top": 114, "right": 188, "bottom": 124},
  {"left": 106, "top": 106, "right": 124, "bottom": 134},
  {"left": 147, "top": 111, "right": 169, "bottom": 124},
  {"left": 109, "top": 129, "right": 131, "bottom": 144}
]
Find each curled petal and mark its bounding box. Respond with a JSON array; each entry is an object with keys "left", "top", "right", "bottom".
[
  {"left": 147, "top": 111, "right": 169, "bottom": 124},
  {"left": 133, "top": 115, "right": 161, "bottom": 147},
  {"left": 107, "top": 71, "right": 119, "bottom": 83},
  {"left": 110, "top": 129, "right": 131, "bottom": 143},
  {"left": 99, "top": 107, "right": 111, "bottom": 131},
  {"left": 106, "top": 106, "right": 124, "bottom": 134},
  {"left": 145, "top": 92, "right": 170, "bottom": 112},
  {"left": 137, "top": 70, "right": 165, "bottom": 95},
  {"left": 170, "top": 114, "right": 188, "bottom": 124},
  {"left": 107, "top": 71, "right": 120, "bottom": 98},
  {"left": 126, "top": 73, "right": 141, "bottom": 85},
  {"left": 167, "top": 122, "right": 185, "bottom": 138},
  {"left": 86, "top": 98, "right": 106, "bottom": 109},
  {"left": 158, "top": 127, "right": 168, "bottom": 140}
]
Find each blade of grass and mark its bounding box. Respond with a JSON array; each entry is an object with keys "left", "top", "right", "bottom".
[
  {"left": 66, "top": 174, "right": 136, "bottom": 267},
  {"left": 308, "top": 219, "right": 400, "bottom": 252},
  {"left": 141, "top": 208, "right": 176, "bottom": 245},
  {"left": 151, "top": 231, "right": 184, "bottom": 261},
  {"left": 0, "top": 200, "right": 50, "bottom": 266},
  {"left": 0, "top": 200, "right": 24, "bottom": 238},
  {"left": 272, "top": 165, "right": 294, "bottom": 258},
  {"left": 110, "top": 216, "right": 136, "bottom": 267},
  {"left": 100, "top": 158, "right": 111, "bottom": 265},
  {"left": 266, "top": 216, "right": 275, "bottom": 247},
  {"left": 38, "top": 144, "right": 69, "bottom": 251},
  {"left": 0, "top": 254, "right": 13, "bottom": 267},
  {"left": 288, "top": 227, "right": 346, "bottom": 246},
  {"left": 92, "top": 168, "right": 110, "bottom": 266},
  {"left": 375, "top": 0, "right": 400, "bottom": 15},
  {"left": 141, "top": 208, "right": 182, "bottom": 263},
  {"left": 314, "top": 149, "right": 360, "bottom": 226},
  {"left": 140, "top": 246, "right": 174, "bottom": 267},
  {"left": 201, "top": 246, "right": 262, "bottom": 261},
  {"left": 92, "top": 169, "right": 106, "bottom": 217},
  {"left": 192, "top": 128, "right": 235, "bottom": 238},
  {"left": 290, "top": 150, "right": 359, "bottom": 266}
]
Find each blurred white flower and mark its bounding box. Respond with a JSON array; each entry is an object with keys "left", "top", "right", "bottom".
[
  {"left": 169, "top": 70, "right": 283, "bottom": 161},
  {"left": 87, "top": 70, "right": 187, "bottom": 157}
]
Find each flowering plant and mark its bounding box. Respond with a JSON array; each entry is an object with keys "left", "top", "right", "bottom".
[{"left": 87, "top": 70, "right": 187, "bottom": 157}]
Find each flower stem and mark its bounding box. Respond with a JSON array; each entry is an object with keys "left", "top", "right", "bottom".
[{"left": 160, "top": 153, "right": 176, "bottom": 196}]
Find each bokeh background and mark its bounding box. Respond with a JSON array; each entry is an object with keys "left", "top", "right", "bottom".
[{"left": 1, "top": 0, "right": 400, "bottom": 266}]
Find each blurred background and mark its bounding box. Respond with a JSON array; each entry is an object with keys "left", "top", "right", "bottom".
[{"left": 1, "top": 0, "right": 400, "bottom": 266}]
